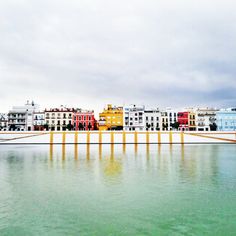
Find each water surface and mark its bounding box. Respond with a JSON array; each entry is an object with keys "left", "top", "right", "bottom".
[{"left": 0, "top": 144, "right": 236, "bottom": 235}]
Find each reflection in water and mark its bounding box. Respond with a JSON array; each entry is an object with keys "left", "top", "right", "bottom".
[
  {"left": 1, "top": 144, "right": 236, "bottom": 235},
  {"left": 46, "top": 144, "right": 227, "bottom": 185},
  {"left": 49, "top": 144, "right": 53, "bottom": 160},
  {"left": 134, "top": 144, "right": 138, "bottom": 156},
  {"left": 74, "top": 144, "right": 78, "bottom": 160},
  {"left": 62, "top": 144, "right": 66, "bottom": 160},
  {"left": 99, "top": 144, "right": 102, "bottom": 160},
  {"left": 86, "top": 144, "right": 90, "bottom": 160}
]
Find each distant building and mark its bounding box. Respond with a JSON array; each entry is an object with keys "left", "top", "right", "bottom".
[
  {"left": 124, "top": 105, "right": 145, "bottom": 131},
  {"left": 33, "top": 112, "right": 45, "bottom": 131},
  {"left": 178, "top": 112, "right": 189, "bottom": 131},
  {"left": 74, "top": 110, "right": 96, "bottom": 131},
  {"left": 188, "top": 110, "right": 196, "bottom": 131},
  {"left": 99, "top": 104, "right": 123, "bottom": 131},
  {"left": 45, "top": 106, "right": 75, "bottom": 131},
  {"left": 144, "top": 108, "right": 160, "bottom": 131},
  {"left": 8, "top": 101, "right": 39, "bottom": 131},
  {"left": 216, "top": 108, "right": 236, "bottom": 131},
  {"left": 166, "top": 108, "right": 178, "bottom": 130},
  {"left": 0, "top": 113, "right": 8, "bottom": 131},
  {"left": 160, "top": 111, "right": 169, "bottom": 131},
  {"left": 196, "top": 108, "right": 218, "bottom": 131}
]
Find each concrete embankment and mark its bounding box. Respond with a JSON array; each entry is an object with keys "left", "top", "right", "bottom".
[{"left": 0, "top": 131, "right": 236, "bottom": 144}]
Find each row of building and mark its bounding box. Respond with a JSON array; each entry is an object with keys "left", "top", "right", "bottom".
[{"left": 0, "top": 101, "right": 236, "bottom": 132}]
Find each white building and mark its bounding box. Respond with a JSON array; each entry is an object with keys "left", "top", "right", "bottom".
[
  {"left": 45, "top": 106, "right": 75, "bottom": 131},
  {"left": 166, "top": 108, "right": 178, "bottom": 130},
  {"left": 144, "top": 108, "right": 160, "bottom": 131},
  {"left": 0, "top": 113, "right": 8, "bottom": 131},
  {"left": 123, "top": 105, "right": 145, "bottom": 131},
  {"left": 33, "top": 112, "right": 45, "bottom": 131},
  {"left": 195, "top": 108, "right": 218, "bottom": 131},
  {"left": 8, "top": 101, "right": 39, "bottom": 131},
  {"left": 160, "top": 111, "right": 168, "bottom": 131}
]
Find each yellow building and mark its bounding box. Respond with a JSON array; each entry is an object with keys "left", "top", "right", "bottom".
[
  {"left": 188, "top": 111, "right": 196, "bottom": 131},
  {"left": 99, "top": 104, "right": 123, "bottom": 131}
]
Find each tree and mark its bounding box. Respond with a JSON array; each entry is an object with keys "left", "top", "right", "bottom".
[
  {"left": 43, "top": 124, "right": 49, "bottom": 131},
  {"left": 67, "top": 123, "right": 74, "bottom": 131},
  {"left": 210, "top": 123, "right": 217, "bottom": 131},
  {"left": 171, "top": 122, "right": 179, "bottom": 130}
]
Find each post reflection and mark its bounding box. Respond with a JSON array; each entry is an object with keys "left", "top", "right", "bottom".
[
  {"left": 111, "top": 144, "right": 114, "bottom": 158},
  {"left": 122, "top": 143, "right": 126, "bottom": 154},
  {"left": 134, "top": 144, "right": 138, "bottom": 156},
  {"left": 62, "top": 144, "right": 66, "bottom": 160},
  {"left": 46, "top": 143, "right": 222, "bottom": 186},
  {"left": 99, "top": 144, "right": 102, "bottom": 160},
  {"left": 86, "top": 144, "right": 90, "bottom": 160},
  {"left": 49, "top": 144, "right": 53, "bottom": 160},
  {"left": 146, "top": 144, "right": 150, "bottom": 160},
  {"left": 74, "top": 144, "right": 78, "bottom": 160}
]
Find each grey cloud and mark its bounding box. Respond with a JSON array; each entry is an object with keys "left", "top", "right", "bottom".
[{"left": 0, "top": 0, "right": 236, "bottom": 114}]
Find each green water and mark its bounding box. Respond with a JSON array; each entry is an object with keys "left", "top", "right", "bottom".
[{"left": 0, "top": 144, "right": 236, "bottom": 236}]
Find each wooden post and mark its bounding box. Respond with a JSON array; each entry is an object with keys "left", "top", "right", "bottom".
[
  {"left": 87, "top": 131, "right": 90, "bottom": 144},
  {"left": 134, "top": 131, "right": 138, "bottom": 144},
  {"left": 123, "top": 131, "right": 126, "bottom": 144},
  {"left": 50, "top": 132, "right": 54, "bottom": 145},
  {"left": 169, "top": 131, "right": 173, "bottom": 144},
  {"left": 62, "top": 132, "right": 66, "bottom": 144},
  {"left": 99, "top": 131, "right": 102, "bottom": 144},
  {"left": 111, "top": 131, "right": 114, "bottom": 144},
  {"left": 146, "top": 131, "right": 150, "bottom": 144},
  {"left": 74, "top": 131, "right": 78, "bottom": 144},
  {"left": 181, "top": 132, "right": 184, "bottom": 144},
  {"left": 158, "top": 131, "right": 161, "bottom": 144}
]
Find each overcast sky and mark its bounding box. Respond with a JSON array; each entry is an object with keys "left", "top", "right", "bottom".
[{"left": 0, "top": 0, "right": 236, "bottom": 114}]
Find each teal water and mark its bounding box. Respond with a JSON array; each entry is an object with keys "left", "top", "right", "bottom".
[{"left": 0, "top": 144, "right": 236, "bottom": 236}]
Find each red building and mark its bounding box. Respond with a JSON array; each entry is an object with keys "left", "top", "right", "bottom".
[
  {"left": 73, "top": 110, "right": 96, "bottom": 131},
  {"left": 177, "top": 112, "right": 189, "bottom": 131}
]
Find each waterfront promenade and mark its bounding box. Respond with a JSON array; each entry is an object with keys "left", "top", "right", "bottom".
[{"left": 0, "top": 131, "right": 236, "bottom": 144}]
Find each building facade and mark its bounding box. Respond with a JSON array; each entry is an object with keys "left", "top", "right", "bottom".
[
  {"left": 188, "top": 110, "right": 196, "bottom": 131},
  {"left": 216, "top": 108, "right": 236, "bottom": 131},
  {"left": 99, "top": 104, "right": 123, "bottom": 131},
  {"left": 144, "top": 108, "right": 160, "bottom": 131},
  {"left": 196, "top": 108, "right": 218, "bottom": 131},
  {"left": 178, "top": 112, "right": 189, "bottom": 131},
  {"left": 74, "top": 110, "right": 96, "bottom": 131},
  {"left": 160, "top": 111, "right": 168, "bottom": 131},
  {"left": 33, "top": 112, "right": 45, "bottom": 131},
  {"left": 8, "top": 101, "right": 39, "bottom": 131},
  {"left": 123, "top": 105, "right": 145, "bottom": 131},
  {"left": 166, "top": 108, "right": 178, "bottom": 130},
  {"left": 45, "top": 107, "right": 75, "bottom": 131},
  {"left": 0, "top": 113, "right": 8, "bottom": 131}
]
